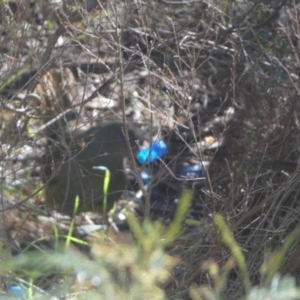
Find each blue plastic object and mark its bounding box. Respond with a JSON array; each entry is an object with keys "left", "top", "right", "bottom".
[
  {"left": 7, "top": 285, "right": 27, "bottom": 298},
  {"left": 177, "top": 163, "right": 204, "bottom": 179},
  {"left": 137, "top": 140, "right": 167, "bottom": 164},
  {"left": 137, "top": 169, "right": 161, "bottom": 203},
  {"left": 141, "top": 170, "right": 152, "bottom": 185}
]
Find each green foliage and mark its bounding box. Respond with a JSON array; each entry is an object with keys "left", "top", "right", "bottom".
[
  {"left": 2, "top": 191, "right": 192, "bottom": 299},
  {"left": 261, "top": 224, "right": 300, "bottom": 287},
  {"left": 190, "top": 215, "right": 300, "bottom": 300},
  {"left": 0, "top": 63, "right": 31, "bottom": 92},
  {"left": 246, "top": 275, "right": 300, "bottom": 300},
  {"left": 93, "top": 166, "right": 111, "bottom": 215},
  {"left": 214, "top": 214, "right": 251, "bottom": 293}
]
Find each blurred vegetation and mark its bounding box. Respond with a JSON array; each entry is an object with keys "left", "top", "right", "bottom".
[{"left": 0, "top": 0, "right": 300, "bottom": 299}]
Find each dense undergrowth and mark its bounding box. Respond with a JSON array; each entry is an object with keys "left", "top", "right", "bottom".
[{"left": 0, "top": 0, "right": 300, "bottom": 299}]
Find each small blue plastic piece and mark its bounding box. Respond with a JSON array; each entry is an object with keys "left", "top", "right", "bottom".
[
  {"left": 8, "top": 285, "right": 27, "bottom": 298},
  {"left": 177, "top": 163, "right": 204, "bottom": 179},
  {"left": 137, "top": 140, "right": 167, "bottom": 164},
  {"left": 141, "top": 170, "right": 152, "bottom": 185}
]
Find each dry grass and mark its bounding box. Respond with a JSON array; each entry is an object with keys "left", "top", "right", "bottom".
[{"left": 0, "top": 0, "right": 300, "bottom": 299}]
